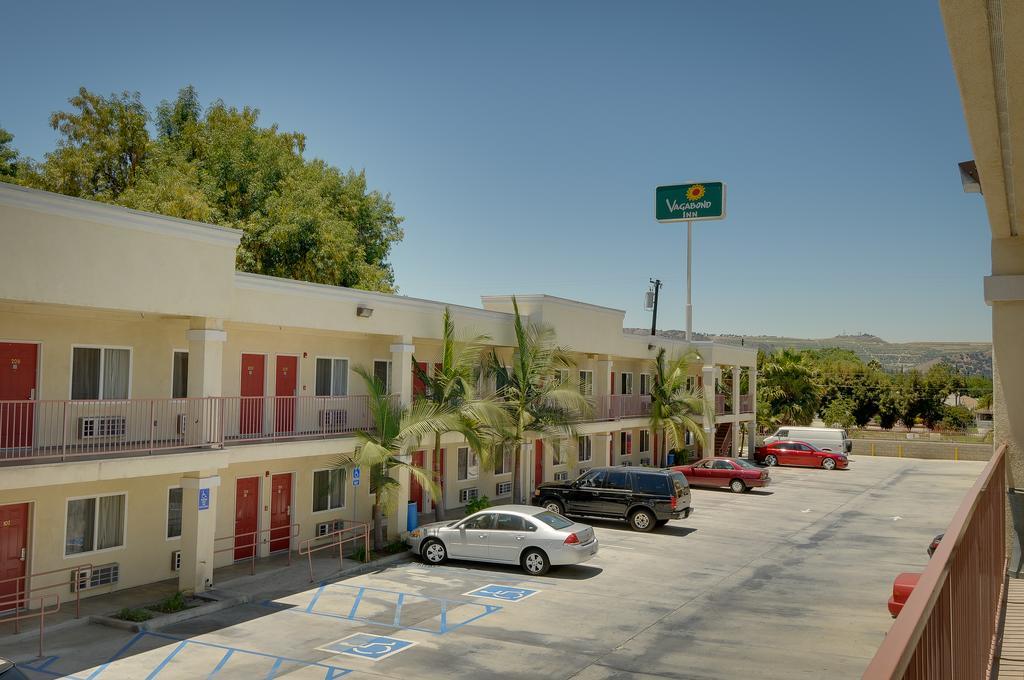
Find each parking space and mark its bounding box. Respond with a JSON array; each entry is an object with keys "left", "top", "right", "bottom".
[{"left": 6, "top": 456, "right": 984, "bottom": 679}]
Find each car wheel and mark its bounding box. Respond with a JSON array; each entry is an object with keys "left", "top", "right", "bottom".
[
  {"left": 730, "top": 479, "right": 747, "bottom": 493},
  {"left": 629, "top": 508, "right": 656, "bottom": 532},
  {"left": 421, "top": 539, "right": 447, "bottom": 565},
  {"left": 521, "top": 548, "right": 550, "bottom": 575},
  {"left": 543, "top": 499, "right": 565, "bottom": 515},
  {"left": 822, "top": 458, "right": 837, "bottom": 471},
  {"left": 764, "top": 454, "right": 778, "bottom": 467}
]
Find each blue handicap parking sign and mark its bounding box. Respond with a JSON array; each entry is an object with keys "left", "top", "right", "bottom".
[
  {"left": 352, "top": 467, "right": 361, "bottom": 486},
  {"left": 464, "top": 584, "right": 540, "bottom": 602},
  {"left": 198, "top": 487, "right": 210, "bottom": 510},
  {"left": 320, "top": 633, "right": 416, "bottom": 661}
]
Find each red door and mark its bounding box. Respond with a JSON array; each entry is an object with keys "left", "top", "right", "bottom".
[
  {"left": 534, "top": 440, "right": 544, "bottom": 489},
  {"left": 269, "top": 473, "right": 292, "bottom": 553},
  {"left": 240, "top": 354, "right": 266, "bottom": 436},
  {"left": 410, "top": 451, "right": 424, "bottom": 513},
  {"left": 0, "top": 503, "right": 28, "bottom": 612},
  {"left": 274, "top": 356, "right": 297, "bottom": 434},
  {"left": 432, "top": 448, "right": 445, "bottom": 512},
  {"left": 413, "top": 362, "right": 428, "bottom": 399},
  {"left": 0, "top": 343, "right": 38, "bottom": 449},
  {"left": 234, "top": 477, "right": 260, "bottom": 560}
]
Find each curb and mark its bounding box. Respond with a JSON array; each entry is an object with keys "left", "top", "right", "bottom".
[{"left": 90, "top": 593, "right": 249, "bottom": 633}]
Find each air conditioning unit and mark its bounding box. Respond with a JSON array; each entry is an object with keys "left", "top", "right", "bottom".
[
  {"left": 554, "top": 471, "right": 569, "bottom": 482},
  {"left": 78, "top": 416, "right": 126, "bottom": 439},
  {"left": 70, "top": 567, "right": 91, "bottom": 593},
  {"left": 316, "top": 520, "right": 344, "bottom": 537},
  {"left": 458, "top": 488, "right": 479, "bottom": 504},
  {"left": 640, "top": 457, "right": 651, "bottom": 467},
  {"left": 171, "top": 550, "right": 181, "bottom": 572},
  {"left": 69, "top": 563, "right": 120, "bottom": 592},
  {"left": 319, "top": 409, "right": 347, "bottom": 430},
  {"left": 176, "top": 414, "right": 188, "bottom": 435},
  {"left": 495, "top": 481, "right": 512, "bottom": 497},
  {"left": 621, "top": 461, "right": 634, "bottom": 467},
  {"left": 578, "top": 467, "right": 590, "bottom": 475}
]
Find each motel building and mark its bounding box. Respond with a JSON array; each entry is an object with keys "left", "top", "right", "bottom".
[{"left": 0, "top": 182, "right": 756, "bottom": 608}]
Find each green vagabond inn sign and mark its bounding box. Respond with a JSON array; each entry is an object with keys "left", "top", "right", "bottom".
[{"left": 655, "top": 182, "right": 726, "bottom": 222}]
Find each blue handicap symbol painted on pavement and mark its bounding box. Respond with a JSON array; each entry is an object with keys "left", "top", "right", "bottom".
[
  {"left": 464, "top": 584, "right": 540, "bottom": 602},
  {"left": 320, "top": 633, "right": 416, "bottom": 661}
]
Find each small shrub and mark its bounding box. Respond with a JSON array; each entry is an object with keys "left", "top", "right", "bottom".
[
  {"left": 151, "top": 591, "right": 190, "bottom": 614},
  {"left": 384, "top": 537, "right": 407, "bottom": 555},
  {"left": 351, "top": 545, "right": 373, "bottom": 562},
  {"left": 465, "top": 495, "right": 491, "bottom": 514},
  {"left": 116, "top": 607, "right": 153, "bottom": 622}
]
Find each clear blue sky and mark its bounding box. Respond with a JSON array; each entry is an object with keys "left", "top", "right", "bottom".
[{"left": 0, "top": 1, "right": 991, "bottom": 342}]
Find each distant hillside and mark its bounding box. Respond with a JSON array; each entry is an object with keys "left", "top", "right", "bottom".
[{"left": 627, "top": 329, "right": 992, "bottom": 377}]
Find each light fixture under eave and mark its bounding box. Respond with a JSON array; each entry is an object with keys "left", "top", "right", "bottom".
[
  {"left": 959, "top": 160, "right": 981, "bottom": 194},
  {"left": 356, "top": 305, "right": 374, "bottom": 318}
]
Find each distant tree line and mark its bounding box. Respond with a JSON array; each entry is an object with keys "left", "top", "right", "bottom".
[
  {"left": 0, "top": 86, "right": 403, "bottom": 292},
  {"left": 756, "top": 348, "right": 992, "bottom": 434}
]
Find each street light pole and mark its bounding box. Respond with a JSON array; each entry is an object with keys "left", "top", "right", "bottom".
[
  {"left": 685, "top": 220, "right": 693, "bottom": 342},
  {"left": 649, "top": 278, "right": 662, "bottom": 336}
]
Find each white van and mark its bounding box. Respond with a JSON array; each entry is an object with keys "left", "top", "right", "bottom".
[{"left": 762, "top": 427, "right": 852, "bottom": 454}]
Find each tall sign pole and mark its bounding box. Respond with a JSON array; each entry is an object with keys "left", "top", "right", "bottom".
[{"left": 655, "top": 182, "right": 727, "bottom": 342}]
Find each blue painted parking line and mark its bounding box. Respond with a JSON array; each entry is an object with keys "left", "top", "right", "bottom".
[
  {"left": 261, "top": 583, "right": 501, "bottom": 634},
  {"left": 20, "top": 632, "right": 351, "bottom": 679},
  {"left": 318, "top": 633, "right": 417, "bottom": 662},
  {"left": 463, "top": 584, "right": 540, "bottom": 602}
]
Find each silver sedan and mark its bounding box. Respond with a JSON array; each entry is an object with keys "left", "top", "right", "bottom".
[{"left": 407, "top": 504, "right": 599, "bottom": 575}]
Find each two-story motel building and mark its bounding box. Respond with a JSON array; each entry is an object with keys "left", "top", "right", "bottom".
[{"left": 0, "top": 182, "right": 756, "bottom": 606}]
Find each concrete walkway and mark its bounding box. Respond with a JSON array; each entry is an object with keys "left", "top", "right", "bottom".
[{"left": 996, "top": 579, "right": 1024, "bottom": 678}]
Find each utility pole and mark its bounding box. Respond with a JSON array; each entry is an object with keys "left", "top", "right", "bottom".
[{"left": 648, "top": 279, "right": 663, "bottom": 336}]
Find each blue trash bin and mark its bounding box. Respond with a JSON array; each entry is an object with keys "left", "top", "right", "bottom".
[
  {"left": 666, "top": 453, "right": 676, "bottom": 466},
  {"left": 407, "top": 501, "right": 418, "bottom": 532}
]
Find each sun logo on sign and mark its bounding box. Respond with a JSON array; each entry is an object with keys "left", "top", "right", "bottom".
[{"left": 685, "top": 184, "right": 706, "bottom": 201}]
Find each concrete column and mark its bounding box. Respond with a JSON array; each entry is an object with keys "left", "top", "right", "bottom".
[
  {"left": 594, "top": 359, "right": 613, "bottom": 419},
  {"left": 389, "top": 338, "right": 415, "bottom": 537},
  {"left": 702, "top": 365, "right": 717, "bottom": 455},
  {"left": 179, "top": 471, "right": 220, "bottom": 594},
  {"left": 748, "top": 366, "right": 758, "bottom": 458},
  {"left": 185, "top": 320, "right": 226, "bottom": 448},
  {"left": 732, "top": 366, "right": 742, "bottom": 456},
  {"left": 593, "top": 433, "right": 612, "bottom": 468}
]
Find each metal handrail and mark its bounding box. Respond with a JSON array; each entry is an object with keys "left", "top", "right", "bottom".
[
  {"left": 862, "top": 443, "right": 1007, "bottom": 679},
  {"left": 297, "top": 520, "right": 370, "bottom": 582},
  {"left": 0, "top": 563, "right": 91, "bottom": 632},
  {"left": 0, "top": 593, "right": 59, "bottom": 657},
  {"left": 213, "top": 523, "right": 301, "bottom": 576}
]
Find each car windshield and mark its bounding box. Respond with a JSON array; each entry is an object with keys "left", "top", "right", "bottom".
[
  {"left": 731, "top": 458, "right": 760, "bottom": 470},
  {"left": 533, "top": 511, "right": 574, "bottom": 530}
]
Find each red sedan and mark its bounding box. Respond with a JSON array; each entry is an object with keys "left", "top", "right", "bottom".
[
  {"left": 672, "top": 457, "right": 771, "bottom": 493},
  {"left": 754, "top": 439, "right": 849, "bottom": 470}
]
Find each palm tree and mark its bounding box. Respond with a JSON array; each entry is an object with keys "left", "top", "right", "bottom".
[
  {"left": 759, "top": 349, "right": 819, "bottom": 427},
  {"left": 648, "top": 348, "right": 706, "bottom": 463},
  {"left": 332, "top": 366, "right": 454, "bottom": 551},
  {"left": 413, "top": 307, "right": 507, "bottom": 522},
  {"left": 487, "top": 297, "right": 591, "bottom": 503}
]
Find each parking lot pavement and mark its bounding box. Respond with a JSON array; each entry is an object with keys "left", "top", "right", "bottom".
[{"left": 5, "top": 456, "right": 984, "bottom": 679}]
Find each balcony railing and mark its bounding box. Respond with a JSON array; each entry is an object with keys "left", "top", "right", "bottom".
[
  {"left": 0, "top": 395, "right": 377, "bottom": 463},
  {"left": 715, "top": 394, "right": 728, "bottom": 415},
  {"left": 862, "top": 443, "right": 1006, "bottom": 679},
  {"left": 739, "top": 394, "right": 754, "bottom": 413},
  {"left": 592, "top": 395, "right": 652, "bottom": 421}
]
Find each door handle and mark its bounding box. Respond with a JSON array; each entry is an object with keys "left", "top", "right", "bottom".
[
  {"left": 515, "top": 535, "right": 524, "bottom": 540},
  {"left": 477, "top": 534, "right": 487, "bottom": 539}
]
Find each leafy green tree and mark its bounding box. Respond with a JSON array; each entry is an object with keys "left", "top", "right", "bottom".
[
  {"left": 759, "top": 349, "right": 819, "bottom": 426},
  {"left": 413, "top": 307, "right": 507, "bottom": 522},
  {"left": 938, "top": 404, "right": 974, "bottom": 431},
  {"left": 0, "top": 127, "right": 18, "bottom": 179},
  {"left": 821, "top": 396, "right": 855, "bottom": 429},
  {"left": 333, "top": 366, "right": 453, "bottom": 550},
  {"left": 647, "top": 348, "right": 706, "bottom": 461},
  {"left": 486, "top": 297, "right": 590, "bottom": 503},
  {"left": 877, "top": 388, "right": 901, "bottom": 430}
]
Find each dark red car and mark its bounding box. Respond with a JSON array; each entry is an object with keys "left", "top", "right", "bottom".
[
  {"left": 672, "top": 457, "right": 771, "bottom": 493},
  {"left": 754, "top": 440, "right": 849, "bottom": 470}
]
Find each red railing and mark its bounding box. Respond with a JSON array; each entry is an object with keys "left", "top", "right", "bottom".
[
  {"left": 0, "top": 564, "right": 90, "bottom": 657},
  {"left": 862, "top": 444, "right": 1007, "bottom": 679},
  {"left": 592, "top": 395, "right": 652, "bottom": 421},
  {"left": 0, "top": 394, "right": 379, "bottom": 462},
  {"left": 213, "top": 523, "right": 301, "bottom": 576},
  {"left": 298, "top": 520, "right": 370, "bottom": 582},
  {"left": 0, "top": 593, "right": 58, "bottom": 657}
]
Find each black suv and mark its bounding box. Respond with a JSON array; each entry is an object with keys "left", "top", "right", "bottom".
[{"left": 531, "top": 467, "right": 692, "bottom": 532}]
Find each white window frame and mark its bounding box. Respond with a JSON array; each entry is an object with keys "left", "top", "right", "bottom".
[
  {"left": 640, "top": 373, "right": 651, "bottom": 396},
  {"left": 551, "top": 438, "right": 568, "bottom": 466},
  {"left": 64, "top": 491, "right": 128, "bottom": 557},
  {"left": 553, "top": 369, "right": 570, "bottom": 386},
  {"left": 457, "top": 447, "right": 480, "bottom": 481},
  {"left": 166, "top": 486, "right": 183, "bottom": 540},
  {"left": 620, "top": 431, "right": 632, "bottom": 456},
  {"left": 493, "top": 446, "right": 514, "bottom": 476},
  {"left": 314, "top": 356, "right": 350, "bottom": 397},
  {"left": 372, "top": 359, "right": 393, "bottom": 393},
  {"left": 578, "top": 436, "right": 592, "bottom": 462},
  {"left": 69, "top": 345, "right": 133, "bottom": 400},
  {"left": 311, "top": 468, "right": 347, "bottom": 513},
  {"left": 639, "top": 429, "right": 651, "bottom": 453},
  {"left": 621, "top": 372, "right": 634, "bottom": 396},
  {"left": 579, "top": 370, "right": 594, "bottom": 397}
]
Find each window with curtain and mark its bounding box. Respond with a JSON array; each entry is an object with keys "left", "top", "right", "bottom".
[
  {"left": 373, "top": 360, "right": 392, "bottom": 392},
  {"left": 551, "top": 439, "right": 567, "bottom": 466},
  {"left": 621, "top": 372, "right": 633, "bottom": 395},
  {"left": 313, "top": 468, "right": 346, "bottom": 511},
  {"left": 493, "top": 445, "right": 513, "bottom": 475},
  {"left": 620, "top": 432, "right": 632, "bottom": 455},
  {"left": 72, "top": 347, "right": 130, "bottom": 399},
  {"left": 315, "top": 358, "right": 349, "bottom": 396},
  {"left": 172, "top": 351, "right": 188, "bottom": 399},
  {"left": 640, "top": 373, "right": 651, "bottom": 396},
  {"left": 457, "top": 447, "right": 479, "bottom": 481},
  {"left": 578, "top": 371, "right": 594, "bottom": 397},
  {"left": 578, "top": 436, "right": 592, "bottom": 462},
  {"left": 639, "top": 430, "right": 651, "bottom": 453},
  {"left": 65, "top": 493, "right": 125, "bottom": 555},
  {"left": 167, "top": 487, "right": 183, "bottom": 539}
]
